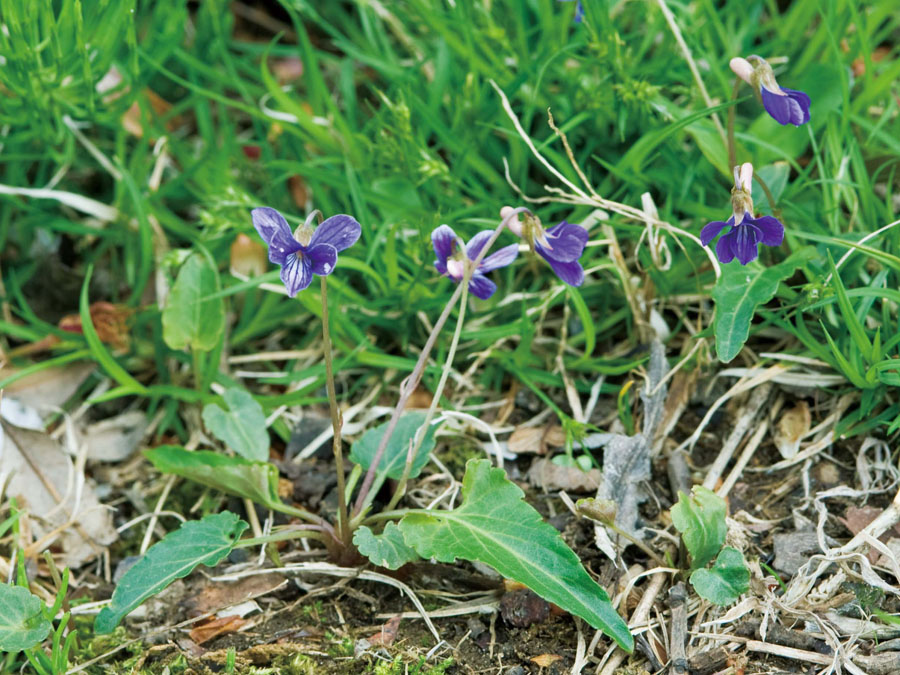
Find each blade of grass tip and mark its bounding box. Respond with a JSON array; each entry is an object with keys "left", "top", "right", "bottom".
[{"left": 80, "top": 266, "right": 147, "bottom": 394}]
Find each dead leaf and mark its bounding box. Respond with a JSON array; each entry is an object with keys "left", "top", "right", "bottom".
[
  {"left": 530, "top": 654, "right": 562, "bottom": 668},
  {"left": 774, "top": 401, "right": 810, "bottom": 459},
  {"left": 230, "top": 233, "right": 267, "bottom": 277},
  {"left": 500, "top": 589, "right": 550, "bottom": 627},
  {"left": 79, "top": 411, "right": 148, "bottom": 462},
  {"left": 508, "top": 425, "right": 565, "bottom": 455},
  {"left": 527, "top": 458, "right": 601, "bottom": 492},
  {"left": 365, "top": 614, "right": 401, "bottom": 648},
  {"left": 404, "top": 389, "right": 433, "bottom": 410},
  {"left": 288, "top": 175, "right": 309, "bottom": 209},
  {"left": 185, "top": 573, "right": 286, "bottom": 616},
  {"left": 58, "top": 302, "right": 132, "bottom": 350},
  {"left": 0, "top": 362, "right": 95, "bottom": 412},
  {"left": 0, "top": 420, "right": 116, "bottom": 567},
  {"left": 188, "top": 615, "right": 247, "bottom": 645}
]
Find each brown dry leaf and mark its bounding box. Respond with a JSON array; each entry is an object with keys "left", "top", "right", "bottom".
[
  {"left": 530, "top": 654, "right": 562, "bottom": 668},
  {"left": 185, "top": 573, "right": 287, "bottom": 617},
  {"left": 0, "top": 420, "right": 116, "bottom": 567},
  {"left": 527, "top": 458, "right": 601, "bottom": 492},
  {"left": 508, "top": 425, "right": 565, "bottom": 455},
  {"left": 58, "top": 302, "right": 132, "bottom": 350},
  {"left": 230, "top": 234, "right": 267, "bottom": 277},
  {"left": 188, "top": 615, "right": 247, "bottom": 645},
  {"left": 288, "top": 175, "right": 309, "bottom": 209},
  {"left": 365, "top": 614, "right": 401, "bottom": 648},
  {"left": 774, "top": 401, "right": 811, "bottom": 459},
  {"left": 404, "top": 389, "right": 433, "bottom": 410},
  {"left": 121, "top": 90, "right": 177, "bottom": 138}
]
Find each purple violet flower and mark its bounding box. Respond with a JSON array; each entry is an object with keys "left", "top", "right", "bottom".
[
  {"left": 701, "top": 163, "right": 784, "bottom": 265},
  {"left": 730, "top": 56, "right": 810, "bottom": 127},
  {"left": 432, "top": 225, "right": 519, "bottom": 300},
  {"left": 557, "top": 0, "right": 584, "bottom": 22},
  {"left": 251, "top": 207, "right": 361, "bottom": 297},
  {"left": 502, "top": 208, "right": 589, "bottom": 286}
]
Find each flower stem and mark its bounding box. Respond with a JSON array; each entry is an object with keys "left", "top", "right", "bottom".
[
  {"left": 319, "top": 275, "right": 351, "bottom": 548},
  {"left": 753, "top": 173, "right": 780, "bottom": 218},
  {"left": 727, "top": 79, "right": 741, "bottom": 171},
  {"left": 351, "top": 207, "right": 531, "bottom": 519},
  {"left": 382, "top": 271, "right": 470, "bottom": 514}
]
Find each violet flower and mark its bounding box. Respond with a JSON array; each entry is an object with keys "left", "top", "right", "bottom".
[
  {"left": 700, "top": 163, "right": 784, "bottom": 265},
  {"left": 557, "top": 0, "right": 584, "bottom": 22},
  {"left": 432, "top": 225, "right": 519, "bottom": 300},
  {"left": 251, "top": 207, "right": 361, "bottom": 297},
  {"left": 502, "top": 208, "right": 589, "bottom": 286},
  {"left": 730, "top": 56, "right": 810, "bottom": 127}
]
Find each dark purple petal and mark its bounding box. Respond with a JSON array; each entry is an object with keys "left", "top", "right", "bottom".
[
  {"left": 782, "top": 88, "right": 811, "bottom": 125},
  {"left": 544, "top": 256, "right": 585, "bottom": 286},
  {"left": 700, "top": 220, "right": 729, "bottom": 247},
  {"left": 431, "top": 224, "right": 456, "bottom": 264},
  {"left": 306, "top": 243, "right": 338, "bottom": 276},
  {"left": 748, "top": 215, "right": 784, "bottom": 247},
  {"left": 465, "top": 230, "right": 494, "bottom": 261},
  {"left": 468, "top": 274, "right": 497, "bottom": 300},
  {"left": 479, "top": 243, "right": 519, "bottom": 273},
  {"left": 543, "top": 221, "right": 589, "bottom": 262},
  {"left": 309, "top": 214, "right": 361, "bottom": 252},
  {"left": 761, "top": 86, "right": 809, "bottom": 126},
  {"left": 434, "top": 259, "right": 449, "bottom": 277},
  {"left": 731, "top": 225, "right": 761, "bottom": 265},
  {"left": 715, "top": 233, "right": 735, "bottom": 264},
  {"left": 280, "top": 252, "right": 313, "bottom": 297},
  {"left": 252, "top": 207, "right": 301, "bottom": 264}
]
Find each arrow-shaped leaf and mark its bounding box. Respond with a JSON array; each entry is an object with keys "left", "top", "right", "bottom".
[
  {"left": 399, "top": 459, "right": 633, "bottom": 652},
  {"left": 0, "top": 584, "right": 51, "bottom": 652}
]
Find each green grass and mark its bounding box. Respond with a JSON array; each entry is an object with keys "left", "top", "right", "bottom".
[{"left": 1, "top": 0, "right": 900, "bottom": 667}]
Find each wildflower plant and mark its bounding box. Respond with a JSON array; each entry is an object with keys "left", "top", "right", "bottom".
[
  {"left": 730, "top": 56, "right": 811, "bottom": 127},
  {"left": 98, "top": 206, "right": 634, "bottom": 654}
]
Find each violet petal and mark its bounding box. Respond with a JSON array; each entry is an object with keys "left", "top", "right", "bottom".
[
  {"left": 252, "top": 207, "right": 301, "bottom": 264},
  {"left": 750, "top": 215, "right": 785, "bottom": 247},
  {"left": 306, "top": 243, "right": 338, "bottom": 276},
  {"left": 479, "top": 243, "right": 519, "bottom": 273},
  {"left": 309, "top": 214, "right": 362, "bottom": 252},
  {"left": 716, "top": 233, "right": 735, "bottom": 264},
  {"left": 468, "top": 274, "right": 497, "bottom": 300},
  {"left": 543, "top": 221, "right": 589, "bottom": 262},
  {"left": 431, "top": 224, "right": 456, "bottom": 264},
  {"left": 700, "top": 220, "right": 729, "bottom": 247},
  {"left": 280, "top": 252, "right": 313, "bottom": 297}
]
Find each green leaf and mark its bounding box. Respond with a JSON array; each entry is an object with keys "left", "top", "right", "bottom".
[
  {"left": 398, "top": 459, "right": 633, "bottom": 653},
  {"left": 353, "top": 523, "right": 419, "bottom": 570},
  {"left": 95, "top": 512, "right": 247, "bottom": 634},
  {"left": 162, "top": 252, "right": 225, "bottom": 352},
  {"left": 689, "top": 547, "right": 750, "bottom": 606},
  {"left": 671, "top": 486, "right": 726, "bottom": 570},
  {"left": 349, "top": 411, "right": 436, "bottom": 480},
  {"left": 145, "top": 446, "right": 284, "bottom": 511},
  {"left": 202, "top": 388, "right": 270, "bottom": 462},
  {"left": 0, "top": 584, "right": 52, "bottom": 652},
  {"left": 712, "top": 247, "right": 815, "bottom": 362}
]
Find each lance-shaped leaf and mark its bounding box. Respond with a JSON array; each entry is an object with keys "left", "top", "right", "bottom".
[
  {"left": 671, "top": 486, "right": 726, "bottom": 570},
  {"left": 95, "top": 511, "right": 246, "bottom": 633},
  {"left": 349, "top": 411, "right": 436, "bottom": 480},
  {"left": 353, "top": 523, "right": 419, "bottom": 570},
  {"left": 202, "top": 388, "right": 270, "bottom": 462},
  {"left": 690, "top": 547, "right": 750, "bottom": 605},
  {"left": 145, "top": 446, "right": 284, "bottom": 511},
  {"left": 0, "top": 584, "right": 52, "bottom": 652},
  {"left": 713, "top": 247, "right": 815, "bottom": 362},
  {"left": 399, "top": 459, "right": 633, "bottom": 652}
]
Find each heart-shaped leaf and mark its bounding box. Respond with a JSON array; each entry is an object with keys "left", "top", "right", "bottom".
[
  {"left": 0, "top": 584, "right": 51, "bottom": 652},
  {"left": 202, "top": 388, "right": 270, "bottom": 462},
  {"left": 690, "top": 547, "right": 750, "bottom": 606},
  {"left": 671, "top": 486, "right": 726, "bottom": 570},
  {"left": 349, "top": 412, "right": 436, "bottom": 480}
]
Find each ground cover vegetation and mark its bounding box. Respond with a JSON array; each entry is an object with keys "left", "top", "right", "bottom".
[{"left": 2, "top": 0, "right": 900, "bottom": 672}]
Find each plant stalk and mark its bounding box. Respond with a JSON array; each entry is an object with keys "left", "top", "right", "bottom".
[{"left": 319, "top": 275, "right": 351, "bottom": 548}]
